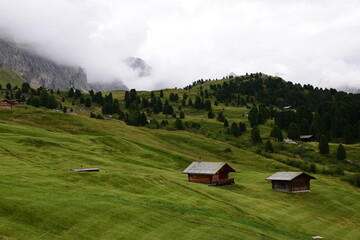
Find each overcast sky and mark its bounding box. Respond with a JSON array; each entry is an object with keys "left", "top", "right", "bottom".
[{"left": 1, "top": 0, "right": 360, "bottom": 90}]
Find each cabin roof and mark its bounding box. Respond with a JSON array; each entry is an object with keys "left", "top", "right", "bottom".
[
  {"left": 266, "top": 172, "right": 315, "bottom": 181},
  {"left": 71, "top": 168, "right": 100, "bottom": 172},
  {"left": 300, "top": 135, "right": 314, "bottom": 139},
  {"left": 182, "top": 162, "right": 235, "bottom": 175},
  {"left": 0, "top": 99, "right": 14, "bottom": 105}
]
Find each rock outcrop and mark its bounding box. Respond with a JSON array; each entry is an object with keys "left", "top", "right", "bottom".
[
  {"left": 125, "top": 57, "right": 151, "bottom": 77},
  {"left": 0, "top": 38, "right": 127, "bottom": 91}
]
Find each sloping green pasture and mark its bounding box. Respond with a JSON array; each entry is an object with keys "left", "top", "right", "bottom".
[{"left": 0, "top": 106, "right": 359, "bottom": 239}]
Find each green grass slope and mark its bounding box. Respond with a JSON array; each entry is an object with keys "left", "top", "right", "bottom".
[
  {"left": 0, "top": 106, "right": 359, "bottom": 240},
  {"left": 0, "top": 67, "right": 25, "bottom": 88}
]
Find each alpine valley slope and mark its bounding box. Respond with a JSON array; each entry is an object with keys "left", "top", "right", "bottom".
[{"left": 0, "top": 105, "right": 359, "bottom": 240}]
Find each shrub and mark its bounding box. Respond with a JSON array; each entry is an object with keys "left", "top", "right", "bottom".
[{"left": 224, "top": 147, "right": 232, "bottom": 153}]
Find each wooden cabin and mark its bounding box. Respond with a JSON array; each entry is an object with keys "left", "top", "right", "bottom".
[
  {"left": 71, "top": 168, "right": 100, "bottom": 172},
  {"left": 0, "top": 99, "right": 15, "bottom": 109},
  {"left": 266, "top": 172, "right": 315, "bottom": 192},
  {"left": 300, "top": 135, "right": 315, "bottom": 142},
  {"left": 183, "top": 161, "right": 235, "bottom": 186}
]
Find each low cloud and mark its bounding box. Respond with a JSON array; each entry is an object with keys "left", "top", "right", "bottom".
[{"left": 1, "top": 0, "right": 360, "bottom": 90}]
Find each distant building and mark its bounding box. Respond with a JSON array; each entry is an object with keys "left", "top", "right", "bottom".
[
  {"left": 283, "top": 106, "right": 293, "bottom": 111},
  {"left": 71, "top": 168, "right": 100, "bottom": 172},
  {"left": 300, "top": 135, "right": 315, "bottom": 142},
  {"left": 266, "top": 172, "right": 316, "bottom": 192},
  {"left": 12, "top": 99, "right": 25, "bottom": 105},
  {"left": 0, "top": 99, "right": 15, "bottom": 109},
  {"left": 183, "top": 161, "right": 235, "bottom": 186},
  {"left": 283, "top": 138, "right": 298, "bottom": 145}
]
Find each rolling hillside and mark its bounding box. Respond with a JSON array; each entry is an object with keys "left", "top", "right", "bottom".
[
  {"left": 0, "top": 67, "right": 25, "bottom": 88},
  {"left": 0, "top": 105, "right": 359, "bottom": 239}
]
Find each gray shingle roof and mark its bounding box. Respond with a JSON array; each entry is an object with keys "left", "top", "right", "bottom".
[
  {"left": 300, "top": 135, "right": 314, "bottom": 139},
  {"left": 182, "top": 162, "right": 235, "bottom": 175},
  {"left": 266, "top": 172, "right": 315, "bottom": 181}
]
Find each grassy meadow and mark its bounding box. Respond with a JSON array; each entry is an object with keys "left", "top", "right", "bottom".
[
  {"left": 0, "top": 68, "right": 24, "bottom": 89},
  {"left": 0, "top": 105, "right": 359, "bottom": 239}
]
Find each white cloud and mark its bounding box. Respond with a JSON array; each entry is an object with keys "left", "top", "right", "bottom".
[{"left": 0, "top": 0, "right": 360, "bottom": 90}]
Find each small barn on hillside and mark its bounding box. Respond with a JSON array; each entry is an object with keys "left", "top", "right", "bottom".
[
  {"left": 0, "top": 99, "right": 14, "bottom": 109},
  {"left": 183, "top": 161, "right": 235, "bottom": 186},
  {"left": 266, "top": 172, "right": 316, "bottom": 192}
]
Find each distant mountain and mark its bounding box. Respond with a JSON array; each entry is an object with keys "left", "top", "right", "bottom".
[
  {"left": 337, "top": 86, "right": 360, "bottom": 94},
  {"left": 125, "top": 57, "right": 151, "bottom": 77},
  {"left": 228, "top": 72, "right": 238, "bottom": 77},
  {"left": 0, "top": 38, "right": 127, "bottom": 91},
  {"left": 89, "top": 80, "right": 128, "bottom": 92}
]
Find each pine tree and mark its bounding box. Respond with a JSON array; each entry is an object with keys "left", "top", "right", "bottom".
[
  {"left": 288, "top": 123, "right": 300, "bottom": 140},
  {"left": 47, "top": 95, "right": 58, "bottom": 109},
  {"left": 188, "top": 98, "right": 193, "bottom": 106},
  {"left": 153, "top": 105, "right": 160, "bottom": 114},
  {"left": 208, "top": 110, "right": 215, "bottom": 119},
  {"left": 194, "top": 96, "right": 202, "bottom": 109},
  {"left": 138, "top": 112, "right": 148, "bottom": 126},
  {"left": 239, "top": 122, "right": 247, "bottom": 135},
  {"left": 265, "top": 140, "right": 274, "bottom": 153},
  {"left": 85, "top": 98, "right": 91, "bottom": 107},
  {"left": 180, "top": 111, "right": 185, "bottom": 119},
  {"left": 270, "top": 126, "right": 283, "bottom": 142},
  {"left": 160, "top": 90, "right": 164, "bottom": 98},
  {"left": 251, "top": 127, "right": 262, "bottom": 144},
  {"left": 39, "top": 89, "right": 49, "bottom": 107},
  {"left": 217, "top": 112, "right": 225, "bottom": 122},
  {"left": 204, "top": 100, "right": 212, "bottom": 111},
  {"left": 175, "top": 118, "right": 184, "bottom": 130},
  {"left": 336, "top": 144, "right": 346, "bottom": 161},
  {"left": 6, "top": 83, "right": 11, "bottom": 90},
  {"left": 68, "top": 88, "right": 74, "bottom": 97},
  {"left": 230, "top": 122, "right": 240, "bottom": 137},
  {"left": 319, "top": 135, "right": 329, "bottom": 154},
  {"left": 344, "top": 124, "right": 354, "bottom": 144},
  {"left": 224, "top": 119, "right": 229, "bottom": 127},
  {"left": 169, "top": 93, "right": 175, "bottom": 101},
  {"left": 248, "top": 106, "right": 258, "bottom": 127}
]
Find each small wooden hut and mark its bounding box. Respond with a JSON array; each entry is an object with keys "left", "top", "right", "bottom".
[
  {"left": 183, "top": 161, "right": 235, "bottom": 186},
  {"left": 266, "top": 172, "right": 315, "bottom": 192},
  {"left": 0, "top": 99, "right": 14, "bottom": 109}
]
